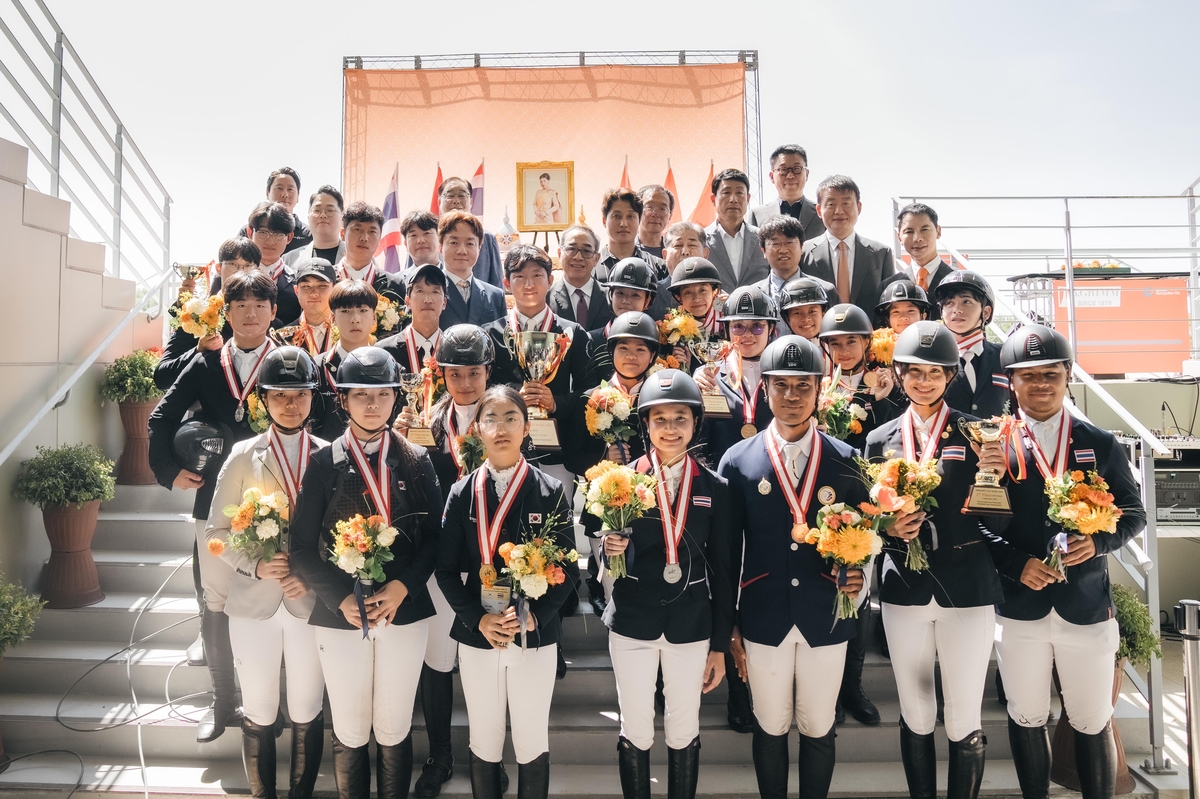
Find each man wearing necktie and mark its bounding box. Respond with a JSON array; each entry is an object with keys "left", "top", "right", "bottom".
[
  {"left": 437, "top": 211, "right": 507, "bottom": 329},
  {"left": 378, "top": 264, "right": 449, "bottom": 379},
  {"left": 882, "top": 203, "right": 956, "bottom": 320},
  {"left": 747, "top": 145, "right": 826, "bottom": 243},
  {"left": 932, "top": 270, "right": 1009, "bottom": 419},
  {"left": 750, "top": 216, "right": 833, "bottom": 316}
]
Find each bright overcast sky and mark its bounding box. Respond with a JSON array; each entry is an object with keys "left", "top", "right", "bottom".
[{"left": 39, "top": 0, "right": 1200, "bottom": 265}]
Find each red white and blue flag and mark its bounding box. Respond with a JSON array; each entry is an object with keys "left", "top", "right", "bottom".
[
  {"left": 377, "top": 163, "right": 403, "bottom": 274},
  {"left": 471, "top": 160, "right": 484, "bottom": 215}
]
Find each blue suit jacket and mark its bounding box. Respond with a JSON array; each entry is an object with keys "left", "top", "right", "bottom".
[
  {"left": 405, "top": 232, "right": 503, "bottom": 289},
  {"left": 944, "top": 340, "right": 1010, "bottom": 419},
  {"left": 440, "top": 274, "right": 507, "bottom": 329},
  {"left": 719, "top": 430, "right": 868, "bottom": 648}
]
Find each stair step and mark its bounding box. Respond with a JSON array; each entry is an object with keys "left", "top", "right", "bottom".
[
  {"left": 92, "top": 512, "right": 196, "bottom": 551},
  {"left": 92, "top": 551, "right": 195, "bottom": 594},
  {"left": 0, "top": 640, "right": 209, "bottom": 698},
  {"left": 31, "top": 592, "right": 199, "bottom": 646},
  {"left": 102, "top": 485, "right": 193, "bottom": 514},
  {"left": 0, "top": 753, "right": 1153, "bottom": 797}
]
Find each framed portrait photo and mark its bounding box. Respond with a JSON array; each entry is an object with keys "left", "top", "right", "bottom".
[{"left": 516, "top": 161, "right": 575, "bottom": 233}]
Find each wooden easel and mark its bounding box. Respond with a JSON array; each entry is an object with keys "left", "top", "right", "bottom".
[{"left": 530, "top": 230, "right": 562, "bottom": 253}]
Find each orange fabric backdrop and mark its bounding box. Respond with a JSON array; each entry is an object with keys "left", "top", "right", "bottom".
[{"left": 342, "top": 64, "right": 745, "bottom": 243}]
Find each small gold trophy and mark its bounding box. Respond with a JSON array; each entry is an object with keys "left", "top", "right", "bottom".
[
  {"left": 514, "top": 331, "right": 568, "bottom": 450},
  {"left": 399, "top": 372, "right": 436, "bottom": 447},
  {"left": 690, "top": 339, "right": 732, "bottom": 418},
  {"left": 958, "top": 418, "right": 1013, "bottom": 515}
]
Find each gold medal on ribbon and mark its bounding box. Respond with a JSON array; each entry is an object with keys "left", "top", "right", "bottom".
[
  {"left": 863, "top": 370, "right": 879, "bottom": 388},
  {"left": 791, "top": 522, "right": 809, "bottom": 543},
  {"left": 479, "top": 564, "right": 496, "bottom": 586},
  {"left": 740, "top": 423, "right": 757, "bottom": 439},
  {"left": 758, "top": 477, "right": 771, "bottom": 495}
]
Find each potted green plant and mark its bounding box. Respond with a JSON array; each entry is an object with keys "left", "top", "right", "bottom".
[
  {"left": 0, "top": 576, "right": 43, "bottom": 772},
  {"left": 1051, "top": 583, "right": 1162, "bottom": 794},
  {"left": 14, "top": 444, "right": 115, "bottom": 608},
  {"left": 99, "top": 348, "right": 164, "bottom": 485}
]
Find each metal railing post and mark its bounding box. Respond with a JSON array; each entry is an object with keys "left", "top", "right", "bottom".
[
  {"left": 1062, "top": 197, "right": 1078, "bottom": 355},
  {"left": 1175, "top": 600, "right": 1200, "bottom": 798},
  {"left": 1187, "top": 184, "right": 1198, "bottom": 360},
  {"left": 111, "top": 124, "right": 123, "bottom": 280},
  {"left": 49, "top": 31, "right": 62, "bottom": 196},
  {"left": 1138, "top": 440, "right": 1172, "bottom": 774}
]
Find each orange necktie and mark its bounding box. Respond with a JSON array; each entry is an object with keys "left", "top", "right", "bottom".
[
  {"left": 917, "top": 266, "right": 929, "bottom": 291},
  {"left": 836, "top": 241, "right": 851, "bottom": 303}
]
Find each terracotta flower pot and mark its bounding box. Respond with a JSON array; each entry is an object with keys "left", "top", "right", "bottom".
[
  {"left": 116, "top": 399, "right": 158, "bottom": 485},
  {"left": 41, "top": 499, "right": 104, "bottom": 609},
  {"left": 1050, "top": 661, "right": 1136, "bottom": 794}
]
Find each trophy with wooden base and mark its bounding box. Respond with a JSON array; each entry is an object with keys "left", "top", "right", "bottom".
[
  {"left": 399, "top": 372, "right": 437, "bottom": 447},
  {"left": 515, "top": 331, "right": 569, "bottom": 450},
  {"left": 958, "top": 418, "right": 1013, "bottom": 515},
  {"left": 691, "top": 339, "right": 732, "bottom": 418}
]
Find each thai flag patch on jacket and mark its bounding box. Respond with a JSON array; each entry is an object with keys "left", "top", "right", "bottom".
[
  {"left": 693, "top": 496, "right": 711, "bottom": 507},
  {"left": 941, "top": 446, "right": 967, "bottom": 461},
  {"left": 992, "top": 373, "right": 1010, "bottom": 389},
  {"left": 1074, "top": 449, "right": 1096, "bottom": 463}
]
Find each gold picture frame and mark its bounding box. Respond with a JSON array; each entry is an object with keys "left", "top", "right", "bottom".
[{"left": 515, "top": 161, "right": 575, "bottom": 233}]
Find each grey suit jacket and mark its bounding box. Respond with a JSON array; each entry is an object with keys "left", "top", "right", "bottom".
[
  {"left": 748, "top": 197, "right": 826, "bottom": 243},
  {"left": 283, "top": 240, "right": 346, "bottom": 268},
  {"left": 801, "top": 233, "right": 896, "bottom": 317},
  {"left": 548, "top": 278, "right": 615, "bottom": 332},
  {"left": 704, "top": 221, "right": 771, "bottom": 293},
  {"left": 204, "top": 433, "right": 328, "bottom": 620},
  {"left": 440, "top": 272, "right": 508, "bottom": 329}
]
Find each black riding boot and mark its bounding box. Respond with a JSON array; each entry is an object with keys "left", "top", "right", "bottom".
[
  {"left": 898, "top": 719, "right": 937, "bottom": 799},
  {"left": 751, "top": 725, "right": 790, "bottom": 799},
  {"left": 726, "top": 656, "right": 753, "bottom": 733},
  {"left": 838, "top": 606, "right": 880, "bottom": 725},
  {"left": 946, "top": 729, "right": 986, "bottom": 799},
  {"left": 332, "top": 734, "right": 371, "bottom": 799},
  {"left": 617, "top": 737, "right": 651, "bottom": 799},
  {"left": 666, "top": 736, "right": 700, "bottom": 799},
  {"left": 197, "top": 607, "right": 240, "bottom": 743},
  {"left": 1006, "top": 717, "right": 1050, "bottom": 799},
  {"left": 1074, "top": 720, "right": 1117, "bottom": 799},
  {"left": 470, "top": 753, "right": 503, "bottom": 799},
  {"left": 414, "top": 666, "right": 455, "bottom": 798},
  {"left": 288, "top": 711, "right": 324, "bottom": 799},
  {"left": 516, "top": 752, "right": 550, "bottom": 799},
  {"left": 376, "top": 733, "right": 414, "bottom": 799},
  {"left": 796, "top": 727, "right": 836, "bottom": 799},
  {"left": 242, "top": 717, "right": 277, "bottom": 798}
]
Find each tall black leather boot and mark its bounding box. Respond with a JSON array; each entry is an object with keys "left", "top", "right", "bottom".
[
  {"left": 838, "top": 606, "right": 880, "bottom": 725},
  {"left": 288, "top": 711, "right": 324, "bottom": 799},
  {"left": 242, "top": 717, "right": 277, "bottom": 798},
  {"left": 666, "top": 736, "right": 700, "bottom": 799},
  {"left": 197, "top": 607, "right": 241, "bottom": 743},
  {"left": 516, "top": 752, "right": 550, "bottom": 799},
  {"left": 751, "top": 725, "right": 790, "bottom": 799},
  {"left": 470, "top": 753, "right": 503, "bottom": 799},
  {"left": 796, "top": 727, "right": 837, "bottom": 799},
  {"left": 332, "top": 733, "right": 371, "bottom": 799},
  {"left": 1006, "top": 717, "right": 1050, "bottom": 799},
  {"left": 617, "top": 737, "right": 651, "bottom": 799},
  {"left": 898, "top": 719, "right": 937, "bottom": 799},
  {"left": 414, "top": 666, "right": 455, "bottom": 798},
  {"left": 726, "top": 656, "right": 753, "bottom": 733},
  {"left": 946, "top": 729, "right": 986, "bottom": 799},
  {"left": 1073, "top": 720, "right": 1117, "bottom": 799},
  {"left": 376, "top": 733, "right": 414, "bottom": 799}
]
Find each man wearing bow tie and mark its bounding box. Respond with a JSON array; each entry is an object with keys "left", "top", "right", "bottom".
[{"left": 748, "top": 145, "right": 826, "bottom": 243}]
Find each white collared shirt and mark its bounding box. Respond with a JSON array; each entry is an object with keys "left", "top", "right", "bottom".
[
  {"left": 234, "top": 341, "right": 269, "bottom": 384},
  {"left": 517, "top": 307, "right": 550, "bottom": 331},
  {"left": 409, "top": 328, "right": 440, "bottom": 361},
  {"left": 565, "top": 277, "right": 596, "bottom": 310},
  {"left": 488, "top": 461, "right": 519, "bottom": 497},
  {"left": 719, "top": 222, "right": 746, "bottom": 278},
  {"left": 343, "top": 262, "right": 372, "bottom": 281},
  {"left": 660, "top": 458, "right": 686, "bottom": 504},
  {"left": 1027, "top": 408, "right": 1066, "bottom": 462},
  {"left": 827, "top": 232, "right": 856, "bottom": 285},
  {"left": 741, "top": 358, "right": 762, "bottom": 393},
  {"left": 770, "top": 420, "right": 815, "bottom": 483},
  {"left": 274, "top": 428, "right": 303, "bottom": 461},
  {"left": 908, "top": 405, "right": 939, "bottom": 449},
  {"left": 360, "top": 435, "right": 382, "bottom": 455}
]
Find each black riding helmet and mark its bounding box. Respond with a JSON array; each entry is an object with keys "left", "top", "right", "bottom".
[
  {"left": 437, "top": 324, "right": 495, "bottom": 367},
  {"left": 1000, "top": 324, "right": 1073, "bottom": 371},
  {"left": 761, "top": 335, "right": 825, "bottom": 376},
  {"left": 875, "top": 279, "right": 931, "bottom": 320},
  {"left": 637, "top": 368, "right": 705, "bottom": 441},
  {"left": 892, "top": 322, "right": 960, "bottom": 406},
  {"left": 606, "top": 312, "right": 661, "bottom": 380},
  {"left": 780, "top": 277, "right": 831, "bottom": 312},
  {"left": 720, "top": 286, "right": 778, "bottom": 323},
  {"left": 606, "top": 257, "right": 658, "bottom": 300},
  {"left": 931, "top": 270, "right": 995, "bottom": 330},
  {"left": 173, "top": 418, "right": 233, "bottom": 476},
  {"left": 668, "top": 257, "right": 723, "bottom": 297},
  {"left": 818, "top": 303, "right": 873, "bottom": 374},
  {"left": 335, "top": 346, "right": 403, "bottom": 433},
  {"left": 255, "top": 346, "right": 320, "bottom": 433}
]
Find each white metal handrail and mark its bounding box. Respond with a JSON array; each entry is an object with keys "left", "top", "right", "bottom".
[{"left": 0, "top": 0, "right": 171, "bottom": 300}]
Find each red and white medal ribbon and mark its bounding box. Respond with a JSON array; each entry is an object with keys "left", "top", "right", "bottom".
[
  {"left": 765, "top": 425, "right": 823, "bottom": 529},
  {"left": 446, "top": 405, "right": 469, "bottom": 476},
  {"left": 404, "top": 327, "right": 441, "bottom": 373},
  {"left": 738, "top": 377, "right": 760, "bottom": 426},
  {"left": 304, "top": 320, "right": 334, "bottom": 356},
  {"left": 474, "top": 457, "right": 529, "bottom": 563},
  {"left": 901, "top": 403, "right": 952, "bottom": 466},
  {"left": 651, "top": 452, "right": 694, "bottom": 572},
  {"left": 1019, "top": 409, "right": 1070, "bottom": 480},
  {"left": 267, "top": 259, "right": 286, "bottom": 281},
  {"left": 956, "top": 330, "right": 985, "bottom": 356},
  {"left": 221, "top": 340, "right": 275, "bottom": 413},
  {"left": 345, "top": 431, "right": 392, "bottom": 521},
  {"left": 508, "top": 308, "right": 555, "bottom": 334},
  {"left": 701, "top": 306, "right": 720, "bottom": 336},
  {"left": 267, "top": 426, "right": 311, "bottom": 508},
  {"left": 337, "top": 259, "right": 375, "bottom": 286}
]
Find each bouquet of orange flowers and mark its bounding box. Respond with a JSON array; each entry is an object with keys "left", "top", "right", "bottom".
[
  {"left": 818, "top": 367, "right": 868, "bottom": 440},
  {"left": 1044, "top": 469, "right": 1123, "bottom": 578},
  {"left": 375, "top": 295, "right": 409, "bottom": 335},
  {"left": 170, "top": 292, "right": 224, "bottom": 339},
  {"left": 329, "top": 513, "right": 397, "bottom": 582},
  {"left": 585, "top": 382, "right": 636, "bottom": 445},
  {"left": 870, "top": 327, "right": 897, "bottom": 366},
  {"left": 657, "top": 307, "right": 703, "bottom": 347},
  {"left": 648, "top": 353, "right": 682, "bottom": 375},
  {"left": 496, "top": 529, "right": 580, "bottom": 600},
  {"left": 859, "top": 455, "right": 942, "bottom": 571},
  {"left": 421, "top": 356, "right": 448, "bottom": 408},
  {"left": 453, "top": 423, "right": 487, "bottom": 474},
  {"left": 213, "top": 486, "right": 288, "bottom": 561},
  {"left": 804, "top": 503, "right": 884, "bottom": 620},
  {"left": 583, "top": 460, "right": 657, "bottom": 578},
  {"left": 244, "top": 393, "right": 271, "bottom": 434}
]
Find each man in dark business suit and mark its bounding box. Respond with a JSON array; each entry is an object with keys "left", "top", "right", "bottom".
[
  {"left": 747, "top": 145, "right": 826, "bottom": 243},
  {"left": 437, "top": 210, "right": 507, "bottom": 329},
  {"left": 435, "top": 176, "right": 504, "bottom": 288},
  {"left": 882, "top": 203, "right": 956, "bottom": 310},
  {"left": 705, "top": 168, "right": 770, "bottom": 293},
  {"left": 801, "top": 175, "right": 895, "bottom": 318},
  {"left": 547, "top": 224, "right": 615, "bottom": 332}
]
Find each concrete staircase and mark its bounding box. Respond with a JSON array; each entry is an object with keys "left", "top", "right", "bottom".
[{"left": 0, "top": 483, "right": 1159, "bottom": 797}]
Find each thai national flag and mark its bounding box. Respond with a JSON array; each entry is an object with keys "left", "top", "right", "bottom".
[
  {"left": 377, "top": 163, "right": 403, "bottom": 274},
  {"left": 471, "top": 160, "right": 484, "bottom": 216}
]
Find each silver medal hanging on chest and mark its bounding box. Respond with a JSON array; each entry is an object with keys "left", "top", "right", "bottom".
[
  {"left": 663, "top": 563, "right": 682, "bottom": 584},
  {"left": 234, "top": 403, "right": 245, "bottom": 422}
]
